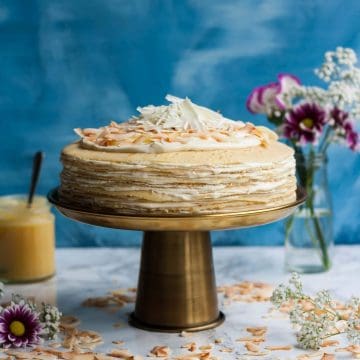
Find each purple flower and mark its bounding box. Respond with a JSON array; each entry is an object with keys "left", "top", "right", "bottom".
[
  {"left": 329, "top": 108, "right": 359, "bottom": 150},
  {"left": 284, "top": 103, "right": 327, "bottom": 144},
  {"left": 330, "top": 107, "right": 349, "bottom": 127},
  {"left": 344, "top": 122, "right": 359, "bottom": 151},
  {"left": 0, "top": 303, "right": 42, "bottom": 348},
  {"left": 246, "top": 74, "right": 301, "bottom": 114}
]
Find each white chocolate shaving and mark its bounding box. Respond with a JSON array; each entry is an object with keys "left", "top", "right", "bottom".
[{"left": 75, "top": 95, "right": 278, "bottom": 153}]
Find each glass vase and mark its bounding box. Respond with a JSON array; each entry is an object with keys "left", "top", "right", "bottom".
[{"left": 285, "top": 151, "right": 333, "bottom": 273}]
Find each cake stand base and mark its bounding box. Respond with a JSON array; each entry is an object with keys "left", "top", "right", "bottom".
[
  {"left": 129, "top": 312, "right": 225, "bottom": 333},
  {"left": 48, "top": 187, "right": 306, "bottom": 333},
  {"left": 130, "top": 230, "right": 224, "bottom": 332}
]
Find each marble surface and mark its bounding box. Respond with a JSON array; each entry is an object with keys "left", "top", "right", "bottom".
[{"left": 5, "top": 246, "right": 360, "bottom": 359}]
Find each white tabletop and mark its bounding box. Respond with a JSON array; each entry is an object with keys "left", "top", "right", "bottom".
[{"left": 5, "top": 246, "right": 360, "bottom": 359}]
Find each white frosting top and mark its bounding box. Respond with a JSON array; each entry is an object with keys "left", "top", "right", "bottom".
[{"left": 75, "top": 95, "right": 277, "bottom": 153}]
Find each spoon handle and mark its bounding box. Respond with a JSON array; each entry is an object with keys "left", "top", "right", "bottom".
[{"left": 27, "top": 151, "right": 44, "bottom": 207}]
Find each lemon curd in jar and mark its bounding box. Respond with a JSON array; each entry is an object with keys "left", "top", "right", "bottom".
[{"left": 0, "top": 195, "right": 55, "bottom": 283}]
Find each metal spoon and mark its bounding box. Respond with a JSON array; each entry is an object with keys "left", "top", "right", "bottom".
[{"left": 27, "top": 151, "right": 44, "bottom": 208}]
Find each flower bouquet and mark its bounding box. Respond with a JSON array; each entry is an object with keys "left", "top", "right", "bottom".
[
  {"left": 247, "top": 47, "right": 359, "bottom": 272},
  {"left": 271, "top": 273, "right": 360, "bottom": 350},
  {"left": 0, "top": 282, "right": 61, "bottom": 348}
]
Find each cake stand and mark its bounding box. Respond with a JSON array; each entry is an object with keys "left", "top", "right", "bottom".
[{"left": 48, "top": 187, "right": 306, "bottom": 332}]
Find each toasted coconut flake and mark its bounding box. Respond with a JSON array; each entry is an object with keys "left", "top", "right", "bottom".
[
  {"left": 82, "top": 297, "right": 112, "bottom": 308},
  {"left": 82, "top": 289, "right": 135, "bottom": 311},
  {"left": 112, "top": 340, "right": 125, "bottom": 346},
  {"left": 61, "top": 328, "right": 103, "bottom": 351},
  {"left": 245, "top": 342, "right": 260, "bottom": 353},
  {"left": 149, "top": 346, "right": 171, "bottom": 357},
  {"left": 336, "top": 345, "right": 360, "bottom": 354},
  {"left": 61, "top": 315, "right": 81, "bottom": 330},
  {"left": 181, "top": 342, "right": 197, "bottom": 352},
  {"left": 246, "top": 327, "right": 267, "bottom": 337},
  {"left": 265, "top": 345, "right": 292, "bottom": 351},
  {"left": 198, "top": 344, "right": 212, "bottom": 351},
  {"left": 244, "top": 351, "right": 270, "bottom": 357},
  {"left": 107, "top": 348, "right": 134, "bottom": 359},
  {"left": 320, "top": 340, "right": 339, "bottom": 347},
  {"left": 218, "top": 281, "right": 273, "bottom": 304},
  {"left": 320, "top": 354, "right": 335, "bottom": 360},
  {"left": 236, "top": 336, "right": 265, "bottom": 343},
  {"left": 173, "top": 351, "right": 211, "bottom": 360},
  {"left": 296, "top": 351, "right": 324, "bottom": 359}
]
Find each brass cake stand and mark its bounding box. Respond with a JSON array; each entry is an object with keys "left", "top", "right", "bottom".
[{"left": 48, "top": 187, "right": 306, "bottom": 332}]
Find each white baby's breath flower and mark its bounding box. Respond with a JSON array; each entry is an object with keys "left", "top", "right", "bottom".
[
  {"left": 297, "top": 313, "right": 336, "bottom": 350},
  {"left": 296, "top": 319, "right": 325, "bottom": 349},
  {"left": 271, "top": 284, "right": 289, "bottom": 307},
  {"left": 347, "top": 316, "right": 360, "bottom": 345},
  {"left": 282, "top": 47, "right": 360, "bottom": 128},
  {"left": 289, "top": 272, "right": 303, "bottom": 294},
  {"left": 39, "top": 303, "right": 62, "bottom": 340},
  {"left": 289, "top": 302, "right": 306, "bottom": 326},
  {"left": 347, "top": 296, "right": 360, "bottom": 309},
  {"left": 11, "top": 294, "right": 26, "bottom": 306},
  {"left": 271, "top": 273, "right": 360, "bottom": 350},
  {"left": 11, "top": 293, "right": 37, "bottom": 310},
  {"left": 314, "top": 289, "right": 332, "bottom": 309},
  {"left": 271, "top": 272, "right": 306, "bottom": 308}
]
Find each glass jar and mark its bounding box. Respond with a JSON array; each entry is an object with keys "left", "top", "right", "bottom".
[
  {"left": 0, "top": 195, "right": 55, "bottom": 283},
  {"left": 285, "top": 152, "right": 333, "bottom": 273}
]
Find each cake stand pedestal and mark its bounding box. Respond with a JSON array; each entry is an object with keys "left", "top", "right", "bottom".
[{"left": 48, "top": 187, "right": 305, "bottom": 332}]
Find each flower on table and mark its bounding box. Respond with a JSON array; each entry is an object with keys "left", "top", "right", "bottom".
[
  {"left": 39, "top": 303, "right": 62, "bottom": 340},
  {"left": 284, "top": 103, "right": 327, "bottom": 144},
  {"left": 0, "top": 283, "right": 62, "bottom": 349},
  {"left": 347, "top": 316, "right": 360, "bottom": 345},
  {"left": 0, "top": 303, "right": 42, "bottom": 348},
  {"left": 271, "top": 273, "right": 360, "bottom": 350}
]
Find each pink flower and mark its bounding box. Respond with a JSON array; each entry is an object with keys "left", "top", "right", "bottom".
[
  {"left": 246, "top": 74, "right": 301, "bottom": 114},
  {"left": 276, "top": 74, "right": 301, "bottom": 109}
]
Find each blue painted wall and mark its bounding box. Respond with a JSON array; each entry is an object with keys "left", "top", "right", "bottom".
[{"left": 0, "top": 0, "right": 359, "bottom": 246}]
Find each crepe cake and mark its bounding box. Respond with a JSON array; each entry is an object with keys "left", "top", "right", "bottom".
[{"left": 59, "top": 95, "right": 296, "bottom": 215}]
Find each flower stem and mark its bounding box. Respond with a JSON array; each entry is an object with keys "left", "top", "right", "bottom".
[{"left": 306, "top": 149, "right": 331, "bottom": 271}]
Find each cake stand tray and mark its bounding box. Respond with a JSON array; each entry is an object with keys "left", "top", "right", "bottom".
[{"left": 48, "top": 187, "right": 306, "bottom": 332}]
